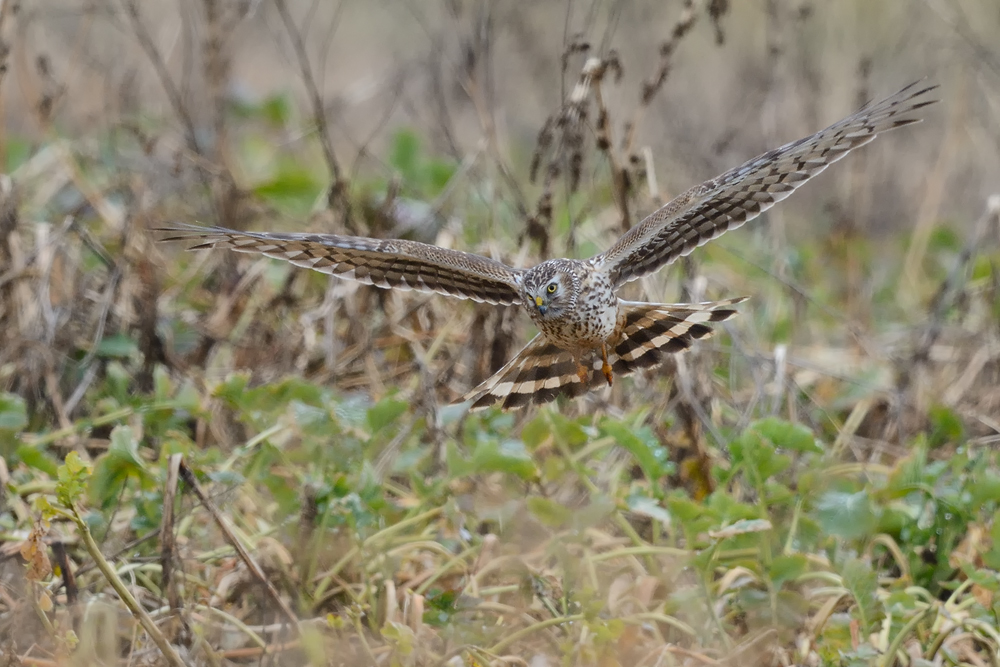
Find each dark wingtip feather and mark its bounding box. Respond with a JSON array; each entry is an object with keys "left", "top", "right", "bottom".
[{"left": 153, "top": 223, "right": 226, "bottom": 245}]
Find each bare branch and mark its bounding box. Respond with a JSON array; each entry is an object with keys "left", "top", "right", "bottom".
[{"left": 273, "top": 0, "right": 353, "bottom": 231}]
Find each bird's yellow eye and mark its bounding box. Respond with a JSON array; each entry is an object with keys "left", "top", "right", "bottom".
[{"left": 546, "top": 283, "right": 557, "bottom": 294}]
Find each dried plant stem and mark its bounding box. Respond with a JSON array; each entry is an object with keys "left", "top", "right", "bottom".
[
  {"left": 487, "top": 613, "right": 586, "bottom": 655},
  {"left": 68, "top": 503, "right": 190, "bottom": 667},
  {"left": 120, "top": 0, "right": 201, "bottom": 161},
  {"left": 178, "top": 461, "right": 301, "bottom": 632},
  {"left": 273, "top": 0, "right": 352, "bottom": 229},
  {"left": 901, "top": 80, "right": 964, "bottom": 304},
  {"left": 160, "top": 454, "right": 183, "bottom": 616},
  {"left": 622, "top": 0, "right": 702, "bottom": 157},
  {"left": 590, "top": 59, "right": 631, "bottom": 232},
  {"left": 0, "top": 0, "right": 12, "bottom": 167}
]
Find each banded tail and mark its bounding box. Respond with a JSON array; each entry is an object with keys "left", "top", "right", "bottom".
[{"left": 461, "top": 298, "right": 746, "bottom": 411}]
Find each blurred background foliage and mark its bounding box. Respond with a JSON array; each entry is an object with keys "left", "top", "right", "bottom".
[{"left": 1, "top": 0, "right": 1000, "bottom": 665}]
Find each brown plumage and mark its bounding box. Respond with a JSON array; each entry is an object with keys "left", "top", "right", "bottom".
[{"left": 160, "top": 81, "right": 937, "bottom": 410}]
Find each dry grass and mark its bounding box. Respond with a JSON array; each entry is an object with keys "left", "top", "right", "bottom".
[{"left": 1, "top": 1, "right": 1000, "bottom": 665}]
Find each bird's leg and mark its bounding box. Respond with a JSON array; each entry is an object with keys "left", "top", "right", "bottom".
[
  {"left": 601, "top": 344, "right": 613, "bottom": 386},
  {"left": 576, "top": 362, "right": 589, "bottom": 384}
]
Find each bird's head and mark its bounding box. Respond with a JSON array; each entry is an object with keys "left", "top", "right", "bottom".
[{"left": 522, "top": 260, "right": 581, "bottom": 320}]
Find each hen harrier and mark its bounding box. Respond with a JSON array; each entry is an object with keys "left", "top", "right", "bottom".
[{"left": 162, "top": 82, "right": 936, "bottom": 410}]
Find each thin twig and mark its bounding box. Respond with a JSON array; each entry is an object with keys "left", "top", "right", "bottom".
[
  {"left": 178, "top": 460, "right": 301, "bottom": 633},
  {"left": 273, "top": 0, "right": 352, "bottom": 229},
  {"left": 68, "top": 503, "right": 190, "bottom": 667}
]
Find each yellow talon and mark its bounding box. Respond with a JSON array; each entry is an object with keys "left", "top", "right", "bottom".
[
  {"left": 601, "top": 345, "right": 613, "bottom": 386},
  {"left": 576, "top": 364, "right": 589, "bottom": 384}
]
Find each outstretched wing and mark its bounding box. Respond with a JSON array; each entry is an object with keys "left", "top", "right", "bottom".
[
  {"left": 159, "top": 223, "right": 524, "bottom": 306},
  {"left": 591, "top": 81, "right": 938, "bottom": 287},
  {"left": 462, "top": 298, "right": 744, "bottom": 410}
]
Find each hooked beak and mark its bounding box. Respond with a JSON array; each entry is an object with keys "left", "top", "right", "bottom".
[{"left": 534, "top": 295, "right": 547, "bottom": 315}]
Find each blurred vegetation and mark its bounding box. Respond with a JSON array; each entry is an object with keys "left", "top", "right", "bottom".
[{"left": 2, "top": 0, "right": 1000, "bottom": 666}]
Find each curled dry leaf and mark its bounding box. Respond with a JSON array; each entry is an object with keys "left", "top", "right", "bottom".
[{"left": 19, "top": 519, "right": 52, "bottom": 582}]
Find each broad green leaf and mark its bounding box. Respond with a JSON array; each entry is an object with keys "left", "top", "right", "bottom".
[
  {"left": 91, "top": 426, "right": 151, "bottom": 507},
  {"left": 601, "top": 420, "right": 667, "bottom": 482},
  {"left": 731, "top": 429, "right": 791, "bottom": 480},
  {"left": 751, "top": 417, "right": 822, "bottom": 453},
  {"left": 254, "top": 165, "right": 322, "bottom": 202},
  {"left": 16, "top": 444, "right": 59, "bottom": 477},
  {"left": 769, "top": 554, "right": 809, "bottom": 588},
  {"left": 0, "top": 392, "right": 28, "bottom": 431},
  {"left": 521, "top": 414, "right": 551, "bottom": 450},
  {"left": 814, "top": 490, "right": 877, "bottom": 541},
  {"left": 547, "top": 412, "right": 589, "bottom": 448},
  {"left": 971, "top": 470, "right": 1000, "bottom": 507},
  {"left": 472, "top": 439, "right": 536, "bottom": 480},
  {"left": 447, "top": 439, "right": 536, "bottom": 481},
  {"left": 667, "top": 495, "right": 707, "bottom": 523},
  {"left": 367, "top": 397, "right": 408, "bottom": 432},
  {"left": 96, "top": 334, "right": 139, "bottom": 359}
]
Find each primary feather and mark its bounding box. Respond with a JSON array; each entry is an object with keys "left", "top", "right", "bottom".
[{"left": 591, "top": 81, "right": 938, "bottom": 287}]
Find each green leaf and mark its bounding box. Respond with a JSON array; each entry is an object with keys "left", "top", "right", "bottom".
[
  {"left": 814, "top": 490, "right": 877, "bottom": 541},
  {"left": 447, "top": 439, "right": 537, "bottom": 481},
  {"left": 751, "top": 417, "right": 823, "bottom": 453},
  {"left": 473, "top": 440, "right": 536, "bottom": 479},
  {"left": 928, "top": 226, "right": 961, "bottom": 253},
  {"left": 731, "top": 429, "right": 791, "bottom": 481},
  {"left": 5, "top": 136, "right": 31, "bottom": 171},
  {"left": 422, "top": 588, "right": 459, "bottom": 627},
  {"left": 840, "top": 557, "right": 882, "bottom": 635},
  {"left": 666, "top": 494, "right": 719, "bottom": 536},
  {"left": 16, "top": 444, "right": 59, "bottom": 477},
  {"left": 91, "top": 426, "right": 151, "bottom": 507},
  {"left": 547, "top": 412, "right": 589, "bottom": 448},
  {"left": 769, "top": 554, "right": 809, "bottom": 589},
  {"left": 260, "top": 94, "right": 292, "bottom": 126},
  {"left": 521, "top": 414, "right": 551, "bottom": 450},
  {"left": 600, "top": 420, "right": 667, "bottom": 483},
  {"left": 96, "top": 334, "right": 140, "bottom": 359},
  {"left": 971, "top": 470, "right": 1000, "bottom": 507},
  {"left": 57, "top": 451, "right": 93, "bottom": 508},
  {"left": 0, "top": 392, "right": 28, "bottom": 431},
  {"left": 526, "top": 497, "right": 574, "bottom": 527},
  {"left": 426, "top": 159, "right": 456, "bottom": 194},
  {"left": 389, "top": 129, "right": 421, "bottom": 182},
  {"left": 928, "top": 405, "right": 964, "bottom": 447},
  {"left": 972, "top": 254, "right": 993, "bottom": 281},
  {"left": 366, "top": 397, "right": 408, "bottom": 432},
  {"left": 253, "top": 162, "right": 323, "bottom": 212}
]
